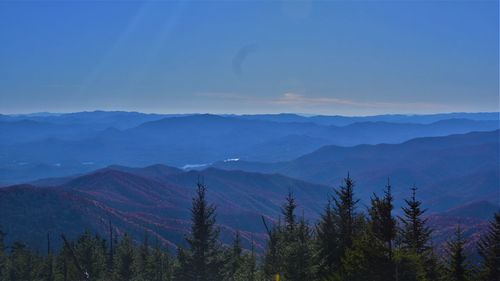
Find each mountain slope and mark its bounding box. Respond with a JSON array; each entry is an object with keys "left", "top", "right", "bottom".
[
  {"left": 214, "top": 130, "right": 500, "bottom": 211},
  {"left": 0, "top": 165, "right": 331, "bottom": 251},
  {"left": 2, "top": 115, "right": 498, "bottom": 184}
]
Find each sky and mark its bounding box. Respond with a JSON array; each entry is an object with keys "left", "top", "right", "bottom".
[{"left": 0, "top": 0, "right": 498, "bottom": 115}]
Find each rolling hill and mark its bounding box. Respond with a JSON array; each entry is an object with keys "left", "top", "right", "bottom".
[
  {"left": 0, "top": 165, "right": 331, "bottom": 252},
  {"left": 213, "top": 130, "right": 500, "bottom": 212},
  {"left": 1, "top": 114, "right": 498, "bottom": 184},
  {"left": 1, "top": 163, "right": 497, "bottom": 255}
]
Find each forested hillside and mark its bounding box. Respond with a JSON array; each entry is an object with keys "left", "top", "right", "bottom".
[{"left": 0, "top": 179, "right": 498, "bottom": 281}]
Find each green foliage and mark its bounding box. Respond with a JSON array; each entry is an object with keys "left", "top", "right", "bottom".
[
  {"left": 393, "top": 249, "right": 429, "bottom": 281},
  {"left": 315, "top": 174, "right": 363, "bottom": 280},
  {"left": 369, "top": 181, "right": 397, "bottom": 257},
  {"left": 6, "top": 241, "right": 38, "bottom": 281},
  {"left": 221, "top": 232, "right": 258, "bottom": 281},
  {"left": 174, "top": 182, "right": 223, "bottom": 281},
  {"left": 332, "top": 181, "right": 398, "bottom": 281},
  {"left": 263, "top": 192, "right": 315, "bottom": 281},
  {"left": 477, "top": 212, "right": 500, "bottom": 281},
  {"left": 445, "top": 226, "right": 471, "bottom": 281},
  {"left": 0, "top": 229, "right": 7, "bottom": 281},
  {"left": 315, "top": 198, "right": 340, "bottom": 278},
  {"left": 332, "top": 224, "right": 391, "bottom": 281},
  {"left": 0, "top": 175, "right": 495, "bottom": 281},
  {"left": 114, "top": 233, "right": 135, "bottom": 281},
  {"left": 399, "top": 187, "right": 432, "bottom": 254},
  {"left": 331, "top": 174, "right": 361, "bottom": 254}
]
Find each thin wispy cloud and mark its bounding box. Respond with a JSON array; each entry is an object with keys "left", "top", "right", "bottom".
[
  {"left": 196, "top": 92, "right": 449, "bottom": 112},
  {"left": 232, "top": 44, "right": 258, "bottom": 75}
]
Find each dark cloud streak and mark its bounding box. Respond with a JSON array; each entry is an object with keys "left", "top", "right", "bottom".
[{"left": 232, "top": 44, "right": 258, "bottom": 75}]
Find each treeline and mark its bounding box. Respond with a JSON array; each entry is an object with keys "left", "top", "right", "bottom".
[{"left": 0, "top": 176, "right": 499, "bottom": 281}]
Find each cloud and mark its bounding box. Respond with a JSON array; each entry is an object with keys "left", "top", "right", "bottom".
[
  {"left": 273, "top": 92, "right": 360, "bottom": 106},
  {"left": 232, "top": 44, "right": 258, "bottom": 75},
  {"left": 272, "top": 92, "right": 446, "bottom": 110},
  {"left": 195, "top": 92, "right": 449, "bottom": 113}
]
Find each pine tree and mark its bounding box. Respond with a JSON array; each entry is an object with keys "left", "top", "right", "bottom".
[
  {"left": 283, "top": 216, "right": 314, "bottom": 281},
  {"left": 134, "top": 231, "right": 151, "bottom": 281},
  {"left": 0, "top": 229, "right": 6, "bottom": 281},
  {"left": 242, "top": 239, "right": 257, "bottom": 281},
  {"left": 422, "top": 247, "right": 446, "bottom": 281},
  {"left": 264, "top": 192, "right": 314, "bottom": 281},
  {"left": 262, "top": 216, "right": 284, "bottom": 280},
  {"left": 175, "top": 182, "right": 223, "bottom": 281},
  {"left": 73, "top": 231, "right": 107, "bottom": 280},
  {"left": 55, "top": 242, "right": 72, "bottom": 281},
  {"left": 107, "top": 220, "right": 115, "bottom": 275},
  {"left": 114, "top": 233, "right": 136, "bottom": 281},
  {"left": 315, "top": 174, "right": 363, "bottom": 279},
  {"left": 393, "top": 249, "right": 427, "bottom": 281},
  {"left": 333, "top": 222, "right": 389, "bottom": 281},
  {"left": 173, "top": 247, "right": 190, "bottom": 281},
  {"left": 477, "top": 211, "right": 500, "bottom": 281},
  {"left": 283, "top": 191, "right": 297, "bottom": 236},
  {"left": 41, "top": 232, "right": 54, "bottom": 281},
  {"left": 399, "top": 186, "right": 432, "bottom": 254},
  {"left": 445, "top": 226, "right": 470, "bottom": 281},
  {"left": 316, "top": 198, "right": 340, "bottom": 278},
  {"left": 368, "top": 181, "right": 397, "bottom": 280},
  {"left": 369, "top": 180, "right": 396, "bottom": 258},
  {"left": 224, "top": 231, "right": 243, "bottom": 281},
  {"left": 333, "top": 174, "right": 360, "bottom": 255},
  {"left": 147, "top": 240, "right": 172, "bottom": 281},
  {"left": 7, "top": 241, "right": 36, "bottom": 281}
]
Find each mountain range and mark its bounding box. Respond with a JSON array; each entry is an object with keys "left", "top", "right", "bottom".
[
  {"left": 1, "top": 112, "right": 498, "bottom": 184},
  {"left": 0, "top": 111, "right": 498, "bottom": 253},
  {"left": 0, "top": 165, "right": 330, "bottom": 252},
  {"left": 213, "top": 130, "right": 499, "bottom": 211}
]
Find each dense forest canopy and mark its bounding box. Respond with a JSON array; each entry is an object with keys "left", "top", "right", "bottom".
[{"left": 1, "top": 176, "right": 498, "bottom": 281}]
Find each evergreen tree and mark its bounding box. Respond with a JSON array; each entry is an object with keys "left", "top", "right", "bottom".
[
  {"left": 262, "top": 217, "right": 285, "bottom": 280},
  {"left": 242, "top": 239, "right": 258, "bottom": 281},
  {"left": 333, "top": 174, "right": 360, "bottom": 256},
  {"left": 6, "top": 241, "right": 36, "bottom": 281},
  {"left": 369, "top": 180, "right": 397, "bottom": 258},
  {"left": 147, "top": 240, "right": 172, "bottom": 281},
  {"left": 392, "top": 249, "right": 427, "bottom": 281},
  {"left": 477, "top": 211, "right": 500, "bottom": 281},
  {"left": 422, "top": 247, "right": 446, "bottom": 281},
  {"left": 223, "top": 231, "right": 243, "bottom": 281},
  {"left": 283, "top": 191, "right": 297, "bottom": 235},
  {"left": 134, "top": 231, "right": 151, "bottom": 281},
  {"left": 315, "top": 174, "right": 363, "bottom": 280},
  {"left": 107, "top": 221, "right": 115, "bottom": 275},
  {"left": 399, "top": 186, "right": 432, "bottom": 254},
  {"left": 41, "top": 233, "right": 54, "bottom": 281},
  {"left": 175, "top": 182, "right": 223, "bottom": 281},
  {"left": 445, "top": 226, "right": 471, "bottom": 281},
  {"left": 0, "top": 229, "right": 6, "bottom": 281},
  {"left": 173, "top": 247, "right": 190, "bottom": 281},
  {"left": 368, "top": 182, "right": 397, "bottom": 280},
  {"left": 55, "top": 242, "right": 72, "bottom": 281},
  {"left": 114, "top": 234, "right": 136, "bottom": 281},
  {"left": 283, "top": 216, "right": 314, "bottom": 281},
  {"left": 316, "top": 198, "right": 340, "bottom": 278},
  {"left": 333, "top": 222, "right": 389, "bottom": 281},
  {"left": 263, "top": 192, "right": 315, "bottom": 281},
  {"left": 73, "top": 231, "right": 107, "bottom": 280}
]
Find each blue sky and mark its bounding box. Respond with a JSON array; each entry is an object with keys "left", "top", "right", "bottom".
[{"left": 0, "top": 0, "right": 498, "bottom": 115}]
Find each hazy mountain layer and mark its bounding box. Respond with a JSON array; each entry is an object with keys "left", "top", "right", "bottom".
[
  {"left": 1, "top": 113, "right": 498, "bottom": 184},
  {"left": 214, "top": 130, "right": 500, "bottom": 212}
]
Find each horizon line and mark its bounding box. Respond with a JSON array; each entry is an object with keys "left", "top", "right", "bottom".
[{"left": 2, "top": 110, "right": 499, "bottom": 119}]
